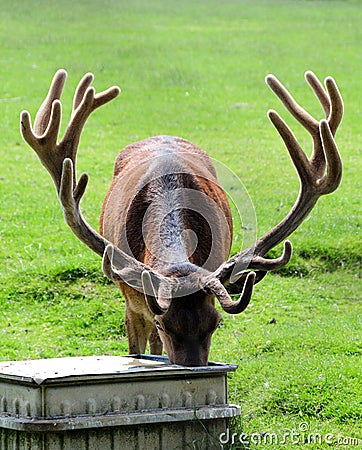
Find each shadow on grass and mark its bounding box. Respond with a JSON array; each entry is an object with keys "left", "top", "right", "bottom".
[
  {"left": 267, "top": 245, "right": 361, "bottom": 278},
  {"left": 51, "top": 266, "right": 112, "bottom": 285}
]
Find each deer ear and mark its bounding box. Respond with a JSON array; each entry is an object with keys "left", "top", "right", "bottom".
[
  {"left": 102, "top": 244, "right": 148, "bottom": 290},
  {"left": 102, "top": 244, "right": 142, "bottom": 289}
]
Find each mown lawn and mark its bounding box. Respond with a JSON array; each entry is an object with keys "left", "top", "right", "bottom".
[{"left": 0, "top": 0, "right": 361, "bottom": 448}]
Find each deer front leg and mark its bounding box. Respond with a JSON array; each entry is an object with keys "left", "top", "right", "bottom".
[
  {"left": 149, "top": 325, "right": 163, "bottom": 355},
  {"left": 121, "top": 284, "right": 162, "bottom": 355},
  {"left": 125, "top": 308, "right": 151, "bottom": 354}
]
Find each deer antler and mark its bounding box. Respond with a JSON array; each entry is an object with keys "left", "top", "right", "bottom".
[
  {"left": 214, "top": 71, "right": 343, "bottom": 287},
  {"left": 20, "top": 70, "right": 121, "bottom": 256},
  {"left": 21, "top": 70, "right": 120, "bottom": 190},
  {"left": 21, "top": 70, "right": 343, "bottom": 320},
  {"left": 21, "top": 70, "right": 179, "bottom": 300}
]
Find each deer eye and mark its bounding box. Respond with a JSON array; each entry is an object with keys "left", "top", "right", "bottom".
[{"left": 155, "top": 320, "right": 163, "bottom": 331}]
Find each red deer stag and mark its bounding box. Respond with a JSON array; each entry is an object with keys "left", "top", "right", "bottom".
[{"left": 20, "top": 70, "right": 343, "bottom": 366}]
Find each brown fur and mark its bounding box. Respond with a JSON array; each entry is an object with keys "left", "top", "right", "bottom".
[{"left": 100, "top": 135, "right": 232, "bottom": 365}]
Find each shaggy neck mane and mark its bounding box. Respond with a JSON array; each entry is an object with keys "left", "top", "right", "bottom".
[
  {"left": 124, "top": 150, "right": 213, "bottom": 273},
  {"left": 143, "top": 171, "right": 199, "bottom": 270}
]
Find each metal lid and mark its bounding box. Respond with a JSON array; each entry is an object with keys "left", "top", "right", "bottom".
[{"left": 0, "top": 355, "right": 237, "bottom": 385}]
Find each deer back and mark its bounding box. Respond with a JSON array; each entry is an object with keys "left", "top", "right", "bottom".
[{"left": 100, "top": 135, "right": 233, "bottom": 274}]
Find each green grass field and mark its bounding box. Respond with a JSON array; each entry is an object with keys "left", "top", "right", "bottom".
[{"left": 0, "top": 0, "right": 361, "bottom": 448}]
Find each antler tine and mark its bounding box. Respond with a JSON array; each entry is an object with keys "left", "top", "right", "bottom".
[
  {"left": 101, "top": 243, "right": 142, "bottom": 285},
  {"left": 267, "top": 110, "right": 312, "bottom": 184},
  {"left": 61, "top": 81, "right": 120, "bottom": 184},
  {"left": 34, "top": 69, "right": 67, "bottom": 136},
  {"left": 102, "top": 245, "right": 173, "bottom": 315},
  {"left": 305, "top": 71, "right": 343, "bottom": 136},
  {"left": 248, "top": 240, "right": 293, "bottom": 271},
  {"left": 20, "top": 70, "right": 66, "bottom": 188},
  {"left": 73, "top": 72, "right": 94, "bottom": 112},
  {"left": 72, "top": 72, "right": 121, "bottom": 117},
  {"left": 265, "top": 74, "right": 319, "bottom": 134},
  {"left": 325, "top": 76, "right": 344, "bottom": 135},
  {"left": 305, "top": 71, "right": 330, "bottom": 117},
  {"left": 94, "top": 86, "right": 122, "bottom": 109},
  {"left": 59, "top": 158, "right": 109, "bottom": 255},
  {"left": 21, "top": 101, "right": 63, "bottom": 188},
  {"left": 256, "top": 73, "right": 342, "bottom": 250},
  {"left": 68, "top": 78, "right": 120, "bottom": 136},
  {"left": 215, "top": 241, "right": 292, "bottom": 288},
  {"left": 204, "top": 272, "right": 256, "bottom": 315},
  {"left": 318, "top": 119, "right": 342, "bottom": 194}
]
